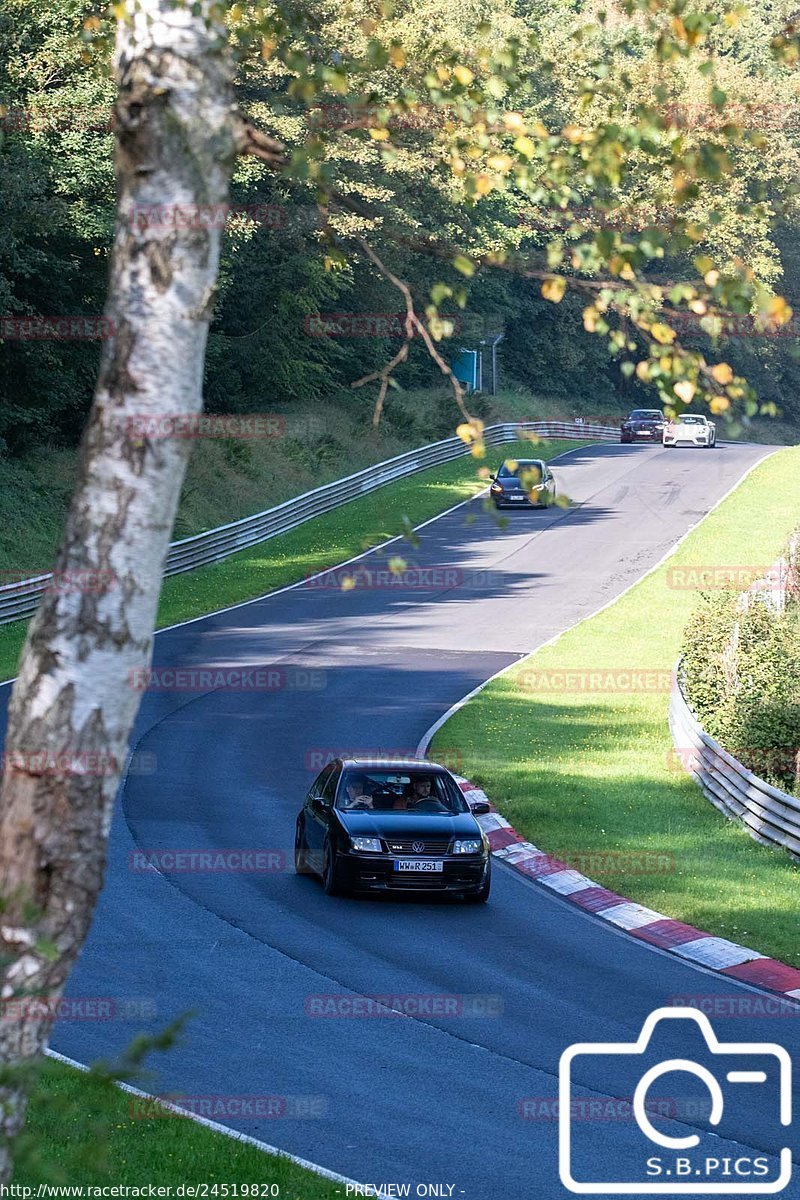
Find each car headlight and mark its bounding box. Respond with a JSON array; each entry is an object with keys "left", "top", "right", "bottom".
[
  {"left": 452, "top": 839, "right": 482, "bottom": 855},
  {"left": 351, "top": 836, "right": 383, "bottom": 853},
  {"left": 490, "top": 483, "right": 502, "bottom": 494}
]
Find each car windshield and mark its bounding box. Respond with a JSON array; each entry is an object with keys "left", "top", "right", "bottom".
[
  {"left": 629, "top": 411, "right": 662, "bottom": 420},
  {"left": 498, "top": 460, "right": 544, "bottom": 480},
  {"left": 679, "top": 415, "right": 706, "bottom": 425},
  {"left": 336, "top": 770, "right": 470, "bottom": 813}
]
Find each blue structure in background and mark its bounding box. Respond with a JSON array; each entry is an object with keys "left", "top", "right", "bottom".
[
  {"left": 452, "top": 348, "right": 479, "bottom": 391},
  {"left": 452, "top": 333, "right": 504, "bottom": 394}
]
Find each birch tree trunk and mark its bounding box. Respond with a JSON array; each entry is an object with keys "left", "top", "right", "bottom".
[{"left": 0, "top": 0, "right": 239, "bottom": 1174}]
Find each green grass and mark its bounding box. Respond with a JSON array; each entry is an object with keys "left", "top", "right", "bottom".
[
  {"left": 433, "top": 445, "right": 800, "bottom": 967},
  {"left": 14, "top": 1058, "right": 343, "bottom": 1194},
  {"left": 0, "top": 439, "right": 587, "bottom": 681}
]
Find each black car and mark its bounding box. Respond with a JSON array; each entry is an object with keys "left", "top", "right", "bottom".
[
  {"left": 620, "top": 409, "right": 667, "bottom": 443},
  {"left": 489, "top": 458, "right": 556, "bottom": 509},
  {"left": 295, "top": 759, "right": 492, "bottom": 902}
]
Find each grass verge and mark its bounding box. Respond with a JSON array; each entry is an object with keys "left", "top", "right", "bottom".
[
  {"left": 433, "top": 445, "right": 800, "bottom": 967},
  {"left": 0, "top": 439, "right": 588, "bottom": 683},
  {"left": 14, "top": 1057, "right": 342, "bottom": 1195}
]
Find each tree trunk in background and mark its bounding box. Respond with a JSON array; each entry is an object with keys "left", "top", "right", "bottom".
[{"left": 0, "top": 0, "right": 238, "bottom": 1175}]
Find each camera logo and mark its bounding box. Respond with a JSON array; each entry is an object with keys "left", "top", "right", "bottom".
[{"left": 559, "top": 1007, "right": 792, "bottom": 1194}]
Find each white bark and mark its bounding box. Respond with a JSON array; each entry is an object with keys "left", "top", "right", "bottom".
[{"left": 0, "top": 0, "right": 239, "bottom": 1172}]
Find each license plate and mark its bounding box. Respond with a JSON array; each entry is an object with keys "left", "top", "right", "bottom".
[
  {"left": 508, "top": 494, "right": 525, "bottom": 500},
  {"left": 394, "top": 859, "right": 444, "bottom": 872},
  {"left": 636, "top": 430, "right": 651, "bottom": 436}
]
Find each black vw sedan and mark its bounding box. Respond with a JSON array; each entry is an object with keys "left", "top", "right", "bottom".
[{"left": 295, "top": 759, "right": 492, "bottom": 902}]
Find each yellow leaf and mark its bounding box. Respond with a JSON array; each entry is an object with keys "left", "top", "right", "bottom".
[
  {"left": 369, "top": 128, "right": 390, "bottom": 141},
  {"left": 767, "top": 296, "right": 792, "bottom": 326},
  {"left": 562, "top": 124, "right": 584, "bottom": 144},
  {"left": 675, "top": 380, "right": 696, "bottom": 403},
  {"left": 650, "top": 322, "right": 676, "bottom": 345},
  {"left": 457, "top": 422, "right": 477, "bottom": 444},
  {"left": 83, "top": 15, "right": 101, "bottom": 30},
  {"left": 710, "top": 362, "right": 733, "bottom": 385},
  {"left": 388, "top": 556, "right": 407, "bottom": 576},
  {"left": 542, "top": 277, "right": 567, "bottom": 303},
  {"left": 389, "top": 46, "right": 406, "bottom": 68},
  {"left": 474, "top": 173, "right": 493, "bottom": 195},
  {"left": 709, "top": 396, "right": 730, "bottom": 414},
  {"left": 502, "top": 112, "right": 526, "bottom": 134},
  {"left": 261, "top": 37, "right": 277, "bottom": 59},
  {"left": 703, "top": 269, "right": 720, "bottom": 287},
  {"left": 635, "top": 361, "right": 651, "bottom": 381},
  {"left": 487, "top": 153, "right": 513, "bottom": 173},
  {"left": 583, "top": 306, "right": 599, "bottom": 331},
  {"left": 454, "top": 66, "right": 474, "bottom": 87},
  {"left": 514, "top": 135, "right": 536, "bottom": 158},
  {"left": 340, "top": 576, "right": 356, "bottom": 592}
]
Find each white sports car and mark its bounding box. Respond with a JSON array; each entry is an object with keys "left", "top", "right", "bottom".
[{"left": 662, "top": 413, "right": 716, "bottom": 448}]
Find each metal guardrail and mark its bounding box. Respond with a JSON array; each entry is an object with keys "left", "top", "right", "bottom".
[
  {"left": 670, "top": 670, "right": 800, "bottom": 864},
  {"left": 0, "top": 419, "right": 618, "bottom": 627}
]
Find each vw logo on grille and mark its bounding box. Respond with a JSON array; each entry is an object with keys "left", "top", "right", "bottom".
[{"left": 412, "top": 840, "right": 425, "bottom": 854}]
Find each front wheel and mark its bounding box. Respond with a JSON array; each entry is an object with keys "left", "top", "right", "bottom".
[
  {"left": 294, "top": 819, "right": 311, "bottom": 875},
  {"left": 464, "top": 863, "right": 491, "bottom": 904},
  {"left": 322, "top": 838, "right": 347, "bottom": 896}
]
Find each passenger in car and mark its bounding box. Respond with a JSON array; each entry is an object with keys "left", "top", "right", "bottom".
[{"left": 342, "top": 775, "right": 373, "bottom": 809}]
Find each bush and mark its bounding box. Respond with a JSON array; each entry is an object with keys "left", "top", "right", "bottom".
[{"left": 681, "top": 556, "right": 800, "bottom": 795}]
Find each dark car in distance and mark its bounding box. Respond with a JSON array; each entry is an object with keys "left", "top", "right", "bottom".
[
  {"left": 489, "top": 458, "right": 556, "bottom": 509},
  {"left": 620, "top": 409, "right": 667, "bottom": 443},
  {"left": 295, "top": 759, "right": 492, "bottom": 902}
]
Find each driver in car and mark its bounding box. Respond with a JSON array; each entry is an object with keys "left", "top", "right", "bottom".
[
  {"left": 342, "top": 775, "right": 373, "bottom": 809},
  {"left": 406, "top": 775, "right": 437, "bottom": 808}
]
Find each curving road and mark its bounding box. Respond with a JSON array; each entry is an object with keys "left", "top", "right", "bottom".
[{"left": 5, "top": 441, "right": 798, "bottom": 1198}]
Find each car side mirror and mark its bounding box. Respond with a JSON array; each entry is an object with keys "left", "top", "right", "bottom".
[
  {"left": 470, "top": 801, "right": 491, "bottom": 815},
  {"left": 489, "top": 473, "right": 496, "bottom": 480}
]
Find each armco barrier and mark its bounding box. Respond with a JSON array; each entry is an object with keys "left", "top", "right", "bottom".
[
  {"left": 669, "top": 671, "right": 800, "bottom": 863},
  {"left": 0, "top": 419, "right": 617, "bottom": 627}
]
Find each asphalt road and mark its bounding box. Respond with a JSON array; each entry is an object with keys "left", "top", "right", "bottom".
[{"left": 5, "top": 440, "right": 798, "bottom": 1199}]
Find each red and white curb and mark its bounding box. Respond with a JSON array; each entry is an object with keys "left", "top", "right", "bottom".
[{"left": 455, "top": 774, "right": 800, "bottom": 1001}]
